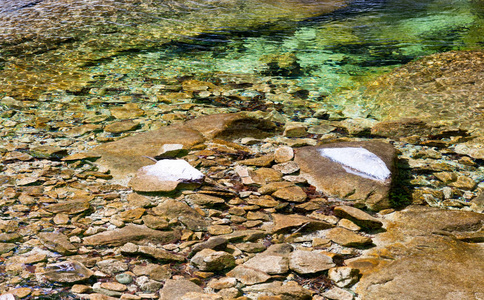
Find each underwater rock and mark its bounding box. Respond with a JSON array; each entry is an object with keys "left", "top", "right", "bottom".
[
  {"left": 42, "top": 261, "right": 93, "bottom": 283},
  {"left": 128, "top": 159, "right": 204, "bottom": 192},
  {"left": 295, "top": 141, "right": 396, "bottom": 211}
]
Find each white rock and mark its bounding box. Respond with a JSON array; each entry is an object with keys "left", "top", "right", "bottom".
[
  {"left": 0, "top": 294, "right": 17, "bottom": 300},
  {"left": 142, "top": 160, "right": 204, "bottom": 182},
  {"left": 319, "top": 147, "right": 390, "bottom": 181}
]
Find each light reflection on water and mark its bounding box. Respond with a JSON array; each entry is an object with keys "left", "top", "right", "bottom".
[{"left": 0, "top": 0, "right": 482, "bottom": 103}]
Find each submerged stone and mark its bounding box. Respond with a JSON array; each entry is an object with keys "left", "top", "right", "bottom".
[{"left": 42, "top": 261, "right": 93, "bottom": 283}]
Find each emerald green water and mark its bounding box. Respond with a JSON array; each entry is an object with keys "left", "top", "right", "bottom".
[{"left": 0, "top": 0, "right": 483, "bottom": 109}]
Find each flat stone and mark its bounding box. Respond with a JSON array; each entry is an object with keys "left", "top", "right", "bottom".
[
  {"left": 289, "top": 250, "right": 335, "bottom": 274},
  {"left": 29, "top": 146, "right": 67, "bottom": 159},
  {"left": 239, "top": 154, "right": 275, "bottom": 167},
  {"left": 82, "top": 224, "right": 180, "bottom": 247},
  {"left": 243, "top": 254, "right": 289, "bottom": 275},
  {"left": 104, "top": 120, "right": 139, "bottom": 133},
  {"left": 90, "top": 124, "right": 204, "bottom": 182},
  {"left": 353, "top": 206, "right": 484, "bottom": 299},
  {"left": 333, "top": 206, "right": 383, "bottom": 231},
  {"left": 272, "top": 161, "right": 300, "bottom": 174},
  {"left": 42, "top": 261, "right": 93, "bottom": 283},
  {"left": 274, "top": 146, "right": 294, "bottom": 163},
  {"left": 44, "top": 199, "right": 91, "bottom": 215},
  {"left": 159, "top": 279, "right": 203, "bottom": 300},
  {"left": 38, "top": 232, "right": 77, "bottom": 255},
  {"left": 153, "top": 199, "right": 209, "bottom": 231},
  {"left": 270, "top": 213, "right": 333, "bottom": 234},
  {"left": 448, "top": 175, "right": 476, "bottom": 190},
  {"left": 96, "top": 259, "right": 129, "bottom": 275},
  {"left": 295, "top": 141, "right": 396, "bottom": 211},
  {"left": 242, "top": 281, "right": 312, "bottom": 300},
  {"left": 258, "top": 182, "right": 294, "bottom": 195},
  {"left": 185, "top": 194, "right": 226, "bottom": 208},
  {"left": 0, "top": 243, "right": 16, "bottom": 254},
  {"left": 132, "top": 263, "right": 171, "bottom": 281},
  {"left": 326, "top": 227, "right": 372, "bottom": 247},
  {"left": 252, "top": 168, "right": 282, "bottom": 184},
  {"left": 226, "top": 265, "right": 271, "bottom": 285},
  {"left": 208, "top": 225, "right": 233, "bottom": 235},
  {"left": 190, "top": 249, "right": 235, "bottom": 271},
  {"left": 142, "top": 215, "right": 169, "bottom": 230},
  {"left": 133, "top": 245, "right": 185, "bottom": 262},
  {"left": 110, "top": 103, "right": 145, "bottom": 119},
  {"left": 119, "top": 208, "right": 146, "bottom": 222},
  {"left": 272, "top": 186, "right": 307, "bottom": 202},
  {"left": 190, "top": 236, "right": 229, "bottom": 257}
]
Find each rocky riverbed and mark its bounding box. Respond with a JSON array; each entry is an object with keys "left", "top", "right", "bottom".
[{"left": 1, "top": 50, "right": 484, "bottom": 300}]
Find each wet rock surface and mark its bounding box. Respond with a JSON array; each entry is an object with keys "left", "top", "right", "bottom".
[{"left": 0, "top": 56, "right": 483, "bottom": 299}]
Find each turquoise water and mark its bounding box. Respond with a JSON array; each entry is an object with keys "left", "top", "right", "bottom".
[{"left": 0, "top": 0, "right": 482, "bottom": 103}]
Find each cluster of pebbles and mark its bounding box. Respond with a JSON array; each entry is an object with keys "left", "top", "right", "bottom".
[{"left": 0, "top": 74, "right": 483, "bottom": 300}]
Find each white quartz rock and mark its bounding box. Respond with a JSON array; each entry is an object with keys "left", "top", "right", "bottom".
[
  {"left": 142, "top": 159, "right": 204, "bottom": 182},
  {"left": 318, "top": 147, "right": 390, "bottom": 181}
]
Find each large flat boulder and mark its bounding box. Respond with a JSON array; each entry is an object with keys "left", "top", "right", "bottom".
[
  {"left": 294, "top": 141, "right": 396, "bottom": 211},
  {"left": 90, "top": 125, "right": 204, "bottom": 182},
  {"left": 349, "top": 206, "right": 484, "bottom": 300}
]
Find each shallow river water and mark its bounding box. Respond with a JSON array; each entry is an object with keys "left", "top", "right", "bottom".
[{"left": 1, "top": 0, "right": 483, "bottom": 103}]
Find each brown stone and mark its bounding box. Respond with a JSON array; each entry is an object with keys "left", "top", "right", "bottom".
[
  {"left": 272, "top": 186, "right": 307, "bottom": 202},
  {"left": 82, "top": 224, "right": 180, "bottom": 247},
  {"left": 90, "top": 124, "right": 204, "bottom": 181},
  {"left": 326, "top": 227, "right": 373, "bottom": 247},
  {"left": 295, "top": 141, "right": 396, "bottom": 211},
  {"left": 159, "top": 279, "right": 203, "bottom": 300},
  {"left": 104, "top": 120, "right": 139, "bottom": 133},
  {"left": 44, "top": 199, "right": 91, "bottom": 215},
  {"left": 353, "top": 206, "right": 484, "bottom": 299},
  {"left": 270, "top": 214, "right": 333, "bottom": 234},
  {"left": 119, "top": 208, "right": 146, "bottom": 222},
  {"left": 333, "top": 205, "right": 383, "bottom": 230},
  {"left": 226, "top": 266, "right": 271, "bottom": 285},
  {"left": 38, "top": 232, "right": 77, "bottom": 255},
  {"left": 239, "top": 154, "right": 275, "bottom": 167}
]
